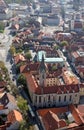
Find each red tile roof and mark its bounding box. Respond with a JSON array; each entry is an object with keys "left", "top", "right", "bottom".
[
  {"left": 25, "top": 73, "right": 79, "bottom": 94},
  {"left": 14, "top": 54, "right": 26, "bottom": 64},
  {"left": 7, "top": 110, "right": 23, "bottom": 123},
  {"left": 20, "top": 63, "right": 39, "bottom": 73},
  {"left": 69, "top": 104, "right": 84, "bottom": 125},
  {"left": 74, "top": 22, "right": 82, "bottom": 28},
  {"left": 43, "top": 110, "right": 66, "bottom": 130},
  {"left": 0, "top": 81, "right": 6, "bottom": 87},
  {"left": 37, "top": 104, "right": 84, "bottom": 130}
]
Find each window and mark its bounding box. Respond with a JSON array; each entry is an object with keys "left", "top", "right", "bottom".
[
  {"left": 69, "top": 95, "right": 72, "bottom": 101},
  {"left": 39, "top": 96, "right": 41, "bottom": 103},
  {"left": 48, "top": 95, "right": 50, "bottom": 101},
  {"left": 64, "top": 96, "right": 66, "bottom": 102},
  {"left": 35, "top": 96, "right": 37, "bottom": 102},
  {"left": 59, "top": 96, "right": 61, "bottom": 102}
]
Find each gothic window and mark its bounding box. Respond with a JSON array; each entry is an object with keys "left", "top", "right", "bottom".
[
  {"left": 69, "top": 95, "right": 72, "bottom": 101},
  {"left": 59, "top": 96, "right": 61, "bottom": 102},
  {"left": 35, "top": 96, "right": 37, "bottom": 102},
  {"left": 64, "top": 96, "right": 66, "bottom": 102},
  {"left": 39, "top": 96, "right": 41, "bottom": 103},
  {"left": 48, "top": 95, "right": 50, "bottom": 101}
]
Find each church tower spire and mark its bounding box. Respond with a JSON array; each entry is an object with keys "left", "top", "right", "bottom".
[{"left": 39, "top": 54, "right": 46, "bottom": 88}]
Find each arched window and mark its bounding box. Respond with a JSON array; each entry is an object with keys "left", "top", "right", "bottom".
[
  {"left": 69, "top": 95, "right": 72, "bottom": 101},
  {"left": 64, "top": 96, "right": 66, "bottom": 102},
  {"left": 35, "top": 96, "right": 37, "bottom": 102},
  {"left": 48, "top": 95, "right": 50, "bottom": 101},
  {"left": 59, "top": 96, "right": 61, "bottom": 102},
  {"left": 39, "top": 96, "right": 41, "bottom": 103}
]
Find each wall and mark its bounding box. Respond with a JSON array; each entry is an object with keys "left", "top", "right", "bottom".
[{"left": 32, "top": 92, "right": 80, "bottom": 108}]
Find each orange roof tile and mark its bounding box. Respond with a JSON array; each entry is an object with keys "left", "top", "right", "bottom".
[
  {"left": 14, "top": 54, "right": 26, "bottom": 64},
  {"left": 69, "top": 104, "right": 84, "bottom": 125},
  {"left": 7, "top": 110, "right": 23, "bottom": 123},
  {"left": 20, "top": 63, "right": 39, "bottom": 73},
  {"left": 37, "top": 105, "right": 84, "bottom": 130},
  {"left": 25, "top": 73, "right": 79, "bottom": 95}
]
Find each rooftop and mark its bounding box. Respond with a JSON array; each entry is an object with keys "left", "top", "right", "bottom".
[
  {"left": 37, "top": 104, "right": 84, "bottom": 130},
  {"left": 37, "top": 51, "right": 64, "bottom": 63}
]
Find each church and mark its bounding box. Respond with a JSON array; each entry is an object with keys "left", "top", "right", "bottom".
[{"left": 20, "top": 54, "right": 80, "bottom": 108}]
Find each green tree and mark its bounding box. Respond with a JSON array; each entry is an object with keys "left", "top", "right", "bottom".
[
  {"left": 17, "top": 96, "right": 28, "bottom": 118},
  {"left": 9, "top": 45, "right": 16, "bottom": 56},
  {"left": 25, "top": 52, "right": 32, "bottom": 61},
  {"left": 16, "top": 62, "right": 25, "bottom": 74},
  {"left": 11, "top": 84, "right": 19, "bottom": 97},
  {"left": 19, "top": 120, "right": 34, "bottom": 130},
  {"left": 52, "top": 65, "right": 57, "bottom": 71},
  {"left": 0, "top": 22, "right": 5, "bottom": 33},
  {"left": 53, "top": 45, "right": 59, "bottom": 50},
  {"left": 17, "top": 74, "right": 26, "bottom": 86},
  {"left": 60, "top": 41, "right": 68, "bottom": 47}
]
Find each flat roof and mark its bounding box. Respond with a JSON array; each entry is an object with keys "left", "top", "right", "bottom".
[{"left": 37, "top": 51, "right": 64, "bottom": 63}]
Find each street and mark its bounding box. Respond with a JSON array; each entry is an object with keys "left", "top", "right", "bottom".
[{"left": 0, "top": 26, "right": 43, "bottom": 130}]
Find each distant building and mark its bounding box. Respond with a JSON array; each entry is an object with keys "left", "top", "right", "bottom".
[
  {"left": 0, "top": 0, "right": 12, "bottom": 20},
  {"left": 42, "top": 14, "right": 60, "bottom": 26},
  {"left": 70, "top": 13, "right": 83, "bottom": 32}
]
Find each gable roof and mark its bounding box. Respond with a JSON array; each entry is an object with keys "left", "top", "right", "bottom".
[
  {"left": 0, "top": 93, "right": 17, "bottom": 106},
  {"left": 37, "top": 104, "right": 84, "bottom": 130},
  {"left": 25, "top": 73, "right": 79, "bottom": 95},
  {"left": 7, "top": 110, "right": 23, "bottom": 123},
  {"left": 14, "top": 54, "right": 26, "bottom": 64},
  {"left": 20, "top": 62, "right": 39, "bottom": 73}
]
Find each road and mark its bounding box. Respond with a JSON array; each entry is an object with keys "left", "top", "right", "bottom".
[
  {"left": 0, "top": 27, "right": 43, "bottom": 130},
  {"left": 0, "top": 26, "right": 16, "bottom": 84},
  {"left": 19, "top": 87, "right": 44, "bottom": 130}
]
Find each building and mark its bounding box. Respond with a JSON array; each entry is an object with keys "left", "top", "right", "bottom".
[
  {"left": 20, "top": 55, "right": 80, "bottom": 108},
  {"left": 0, "top": 107, "right": 23, "bottom": 130},
  {"left": 42, "top": 14, "right": 60, "bottom": 26},
  {"left": 14, "top": 54, "right": 26, "bottom": 65},
  {"left": 0, "top": 93, "right": 17, "bottom": 111},
  {"left": 70, "top": 13, "right": 83, "bottom": 32},
  {"left": 36, "top": 51, "right": 65, "bottom": 67},
  {"left": 0, "top": 0, "right": 12, "bottom": 20},
  {"left": 37, "top": 104, "right": 84, "bottom": 130},
  {"left": 7, "top": 110, "right": 23, "bottom": 130}
]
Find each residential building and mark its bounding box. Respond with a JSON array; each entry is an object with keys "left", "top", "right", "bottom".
[
  {"left": 0, "top": 0, "right": 12, "bottom": 20},
  {"left": 42, "top": 14, "right": 60, "bottom": 26},
  {"left": 7, "top": 110, "right": 23, "bottom": 130},
  {"left": 0, "top": 107, "right": 23, "bottom": 130},
  {"left": 37, "top": 104, "right": 84, "bottom": 130},
  {"left": 0, "top": 93, "right": 17, "bottom": 111},
  {"left": 14, "top": 54, "right": 26, "bottom": 65}
]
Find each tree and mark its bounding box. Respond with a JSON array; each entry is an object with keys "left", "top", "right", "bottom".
[
  {"left": 0, "top": 22, "right": 5, "bottom": 33},
  {"left": 17, "top": 74, "right": 26, "bottom": 86},
  {"left": 25, "top": 52, "right": 32, "bottom": 61},
  {"left": 11, "top": 84, "right": 19, "bottom": 97},
  {"left": 9, "top": 45, "right": 16, "bottom": 56},
  {"left": 60, "top": 41, "right": 68, "bottom": 47},
  {"left": 16, "top": 62, "right": 25, "bottom": 74},
  {"left": 19, "top": 120, "right": 34, "bottom": 130},
  {"left": 53, "top": 45, "right": 59, "bottom": 50},
  {"left": 17, "top": 96, "right": 28, "bottom": 118},
  {"left": 52, "top": 65, "right": 57, "bottom": 71}
]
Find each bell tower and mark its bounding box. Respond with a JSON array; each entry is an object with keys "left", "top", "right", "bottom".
[{"left": 39, "top": 54, "right": 46, "bottom": 87}]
